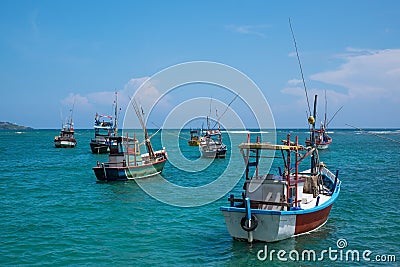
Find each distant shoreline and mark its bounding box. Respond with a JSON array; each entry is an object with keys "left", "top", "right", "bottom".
[{"left": 0, "top": 122, "right": 33, "bottom": 130}]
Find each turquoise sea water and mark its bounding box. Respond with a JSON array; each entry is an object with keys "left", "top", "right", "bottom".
[{"left": 1, "top": 129, "right": 399, "bottom": 266}]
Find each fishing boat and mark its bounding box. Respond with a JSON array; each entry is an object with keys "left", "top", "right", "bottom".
[
  {"left": 92, "top": 99, "right": 167, "bottom": 181},
  {"left": 199, "top": 129, "right": 227, "bottom": 158},
  {"left": 90, "top": 92, "right": 119, "bottom": 154},
  {"left": 220, "top": 95, "right": 341, "bottom": 242},
  {"left": 188, "top": 129, "right": 202, "bottom": 146},
  {"left": 305, "top": 124, "right": 332, "bottom": 150},
  {"left": 90, "top": 114, "right": 114, "bottom": 153},
  {"left": 54, "top": 109, "right": 77, "bottom": 148},
  {"left": 305, "top": 91, "right": 334, "bottom": 150}
]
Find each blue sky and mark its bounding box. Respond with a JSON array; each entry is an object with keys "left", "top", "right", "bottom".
[{"left": 0, "top": 0, "right": 399, "bottom": 129}]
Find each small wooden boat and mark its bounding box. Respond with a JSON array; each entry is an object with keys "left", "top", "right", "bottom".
[
  {"left": 90, "top": 92, "right": 119, "bottom": 154},
  {"left": 92, "top": 99, "right": 167, "bottom": 181},
  {"left": 54, "top": 109, "right": 76, "bottom": 148},
  {"left": 199, "top": 129, "right": 227, "bottom": 158},
  {"left": 220, "top": 95, "right": 341, "bottom": 243},
  {"left": 188, "top": 129, "right": 202, "bottom": 146}
]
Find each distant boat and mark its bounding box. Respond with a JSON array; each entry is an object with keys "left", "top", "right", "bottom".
[
  {"left": 54, "top": 108, "right": 77, "bottom": 148},
  {"left": 92, "top": 99, "right": 167, "bottom": 181},
  {"left": 199, "top": 129, "right": 227, "bottom": 158},
  {"left": 305, "top": 124, "right": 332, "bottom": 150},
  {"left": 90, "top": 92, "right": 119, "bottom": 154},
  {"left": 188, "top": 129, "right": 202, "bottom": 146},
  {"left": 199, "top": 112, "right": 227, "bottom": 158},
  {"left": 305, "top": 91, "right": 335, "bottom": 150},
  {"left": 220, "top": 95, "right": 341, "bottom": 243}
]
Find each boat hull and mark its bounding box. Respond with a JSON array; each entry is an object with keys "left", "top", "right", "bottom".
[
  {"left": 221, "top": 203, "right": 333, "bottom": 242},
  {"left": 188, "top": 140, "right": 200, "bottom": 146},
  {"left": 54, "top": 139, "right": 77, "bottom": 148},
  {"left": 220, "top": 183, "right": 340, "bottom": 242},
  {"left": 90, "top": 141, "right": 109, "bottom": 154},
  {"left": 200, "top": 148, "right": 227, "bottom": 158},
  {"left": 317, "top": 143, "right": 330, "bottom": 150},
  {"left": 93, "top": 158, "right": 167, "bottom": 181}
]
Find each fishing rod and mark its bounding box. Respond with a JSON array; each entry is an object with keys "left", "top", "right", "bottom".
[
  {"left": 327, "top": 105, "right": 344, "bottom": 127},
  {"left": 210, "top": 93, "right": 240, "bottom": 130},
  {"left": 346, "top": 124, "right": 400, "bottom": 145},
  {"left": 289, "top": 17, "right": 311, "bottom": 117},
  {"left": 151, "top": 122, "right": 191, "bottom": 141}
]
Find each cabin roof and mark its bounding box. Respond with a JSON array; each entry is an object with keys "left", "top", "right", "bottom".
[{"left": 238, "top": 142, "right": 305, "bottom": 151}]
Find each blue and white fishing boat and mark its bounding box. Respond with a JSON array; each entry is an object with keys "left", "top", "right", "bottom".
[
  {"left": 220, "top": 95, "right": 341, "bottom": 242},
  {"left": 92, "top": 98, "right": 167, "bottom": 181}
]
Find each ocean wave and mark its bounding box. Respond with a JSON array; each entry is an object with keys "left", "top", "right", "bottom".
[
  {"left": 223, "top": 130, "right": 270, "bottom": 134},
  {"left": 367, "top": 130, "right": 400, "bottom": 135}
]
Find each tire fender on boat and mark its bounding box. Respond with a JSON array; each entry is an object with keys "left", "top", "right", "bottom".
[{"left": 240, "top": 214, "right": 258, "bottom": 232}]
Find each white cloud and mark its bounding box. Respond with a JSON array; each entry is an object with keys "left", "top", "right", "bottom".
[
  {"left": 60, "top": 77, "right": 150, "bottom": 112},
  {"left": 226, "top": 24, "right": 270, "bottom": 38},
  {"left": 279, "top": 48, "right": 400, "bottom": 127},
  {"left": 59, "top": 76, "right": 173, "bottom": 128},
  {"left": 311, "top": 48, "right": 400, "bottom": 103},
  {"left": 287, "top": 79, "right": 302, "bottom": 86},
  {"left": 61, "top": 93, "right": 90, "bottom": 107}
]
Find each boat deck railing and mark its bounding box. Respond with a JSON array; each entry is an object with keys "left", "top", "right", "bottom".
[{"left": 320, "top": 166, "right": 336, "bottom": 181}]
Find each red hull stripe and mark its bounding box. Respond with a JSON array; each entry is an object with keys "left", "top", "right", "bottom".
[{"left": 295, "top": 204, "right": 333, "bottom": 235}]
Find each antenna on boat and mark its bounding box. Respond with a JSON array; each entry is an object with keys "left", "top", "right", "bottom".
[
  {"left": 69, "top": 98, "right": 76, "bottom": 127},
  {"left": 207, "top": 97, "right": 213, "bottom": 130},
  {"left": 113, "top": 91, "right": 118, "bottom": 136},
  {"left": 346, "top": 124, "right": 400, "bottom": 145},
  {"left": 289, "top": 18, "right": 312, "bottom": 117}
]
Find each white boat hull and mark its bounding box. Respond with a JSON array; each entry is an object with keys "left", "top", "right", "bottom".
[
  {"left": 54, "top": 140, "right": 76, "bottom": 148},
  {"left": 221, "top": 210, "right": 296, "bottom": 242},
  {"left": 220, "top": 184, "right": 339, "bottom": 242},
  {"left": 317, "top": 143, "right": 329, "bottom": 150}
]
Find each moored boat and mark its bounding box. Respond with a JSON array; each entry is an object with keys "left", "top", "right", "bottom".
[
  {"left": 90, "top": 114, "right": 114, "bottom": 154},
  {"left": 199, "top": 129, "right": 227, "bottom": 158},
  {"left": 188, "top": 129, "right": 202, "bottom": 146},
  {"left": 220, "top": 95, "right": 341, "bottom": 243},
  {"left": 90, "top": 92, "right": 119, "bottom": 154},
  {"left": 54, "top": 109, "right": 77, "bottom": 148},
  {"left": 92, "top": 98, "right": 167, "bottom": 181},
  {"left": 305, "top": 91, "right": 334, "bottom": 150},
  {"left": 305, "top": 124, "right": 332, "bottom": 150},
  {"left": 92, "top": 135, "right": 167, "bottom": 181}
]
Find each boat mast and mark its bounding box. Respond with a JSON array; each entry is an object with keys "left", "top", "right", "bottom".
[
  {"left": 113, "top": 91, "right": 118, "bottom": 136},
  {"left": 324, "top": 90, "right": 327, "bottom": 130},
  {"left": 131, "top": 98, "right": 155, "bottom": 159},
  {"left": 311, "top": 95, "right": 318, "bottom": 173}
]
